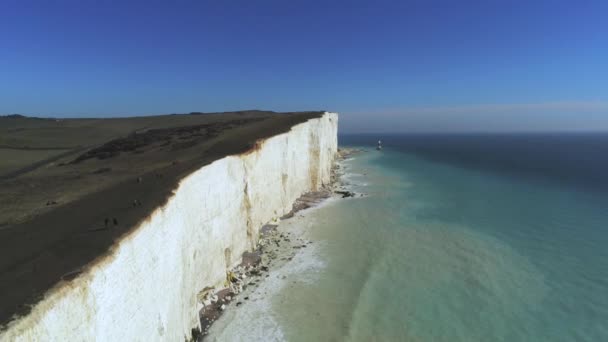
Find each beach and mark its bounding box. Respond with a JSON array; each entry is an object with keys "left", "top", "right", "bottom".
[{"left": 202, "top": 148, "right": 359, "bottom": 340}]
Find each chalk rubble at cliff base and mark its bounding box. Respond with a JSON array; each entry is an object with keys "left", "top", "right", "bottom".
[
  {"left": 196, "top": 189, "right": 330, "bottom": 338},
  {"left": 198, "top": 147, "right": 364, "bottom": 339}
]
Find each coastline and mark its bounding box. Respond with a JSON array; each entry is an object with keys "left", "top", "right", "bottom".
[
  {"left": 204, "top": 135, "right": 608, "bottom": 342},
  {"left": 200, "top": 148, "right": 362, "bottom": 340}
]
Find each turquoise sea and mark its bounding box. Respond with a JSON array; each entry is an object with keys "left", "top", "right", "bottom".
[{"left": 269, "top": 134, "right": 608, "bottom": 341}]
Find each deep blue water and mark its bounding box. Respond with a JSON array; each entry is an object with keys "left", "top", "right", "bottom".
[{"left": 341, "top": 133, "right": 608, "bottom": 194}]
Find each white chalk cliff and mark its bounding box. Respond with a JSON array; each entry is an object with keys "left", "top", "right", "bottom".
[{"left": 1, "top": 112, "right": 338, "bottom": 341}]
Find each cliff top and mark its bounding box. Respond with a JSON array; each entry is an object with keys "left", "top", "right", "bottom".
[{"left": 0, "top": 110, "right": 326, "bottom": 326}]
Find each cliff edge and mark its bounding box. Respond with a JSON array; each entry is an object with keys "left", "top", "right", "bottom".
[{"left": 0, "top": 111, "right": 338, "bottom": 341}]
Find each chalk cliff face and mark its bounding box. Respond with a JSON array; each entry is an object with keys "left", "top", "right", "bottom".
[{"left": 1, "top": 112, "right": 338, "bottom": 341}]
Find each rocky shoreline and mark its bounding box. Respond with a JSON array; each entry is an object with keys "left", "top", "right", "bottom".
[{"left": 194, "top": 148, "right": 362, "bottom": 340}]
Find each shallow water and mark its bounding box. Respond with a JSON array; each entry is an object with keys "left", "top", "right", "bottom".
[{"left": 211, "top": 134, "right": 608, "bottom": 341}]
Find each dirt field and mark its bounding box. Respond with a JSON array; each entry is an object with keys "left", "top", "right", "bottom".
[{"left": 0, "top": 110, "right": 323, "bottom": 326}]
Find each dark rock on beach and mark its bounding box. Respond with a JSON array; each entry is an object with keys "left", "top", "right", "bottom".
[{"left": 335, "top": 190, "right": 356, "bottom": 198}]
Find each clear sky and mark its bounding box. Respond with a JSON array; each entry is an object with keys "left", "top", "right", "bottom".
[{"left": 1, "top": 0, "right": 607, "bottom": 132}]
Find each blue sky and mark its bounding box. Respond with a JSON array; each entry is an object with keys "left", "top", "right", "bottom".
[{"left": 1, "top": 0, "right": 607, "bottom": 132}]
